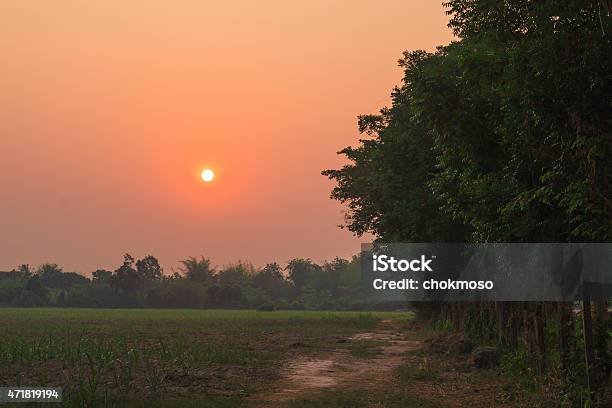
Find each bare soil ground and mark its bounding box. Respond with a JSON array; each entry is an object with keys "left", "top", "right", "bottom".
[
  {"left": 258, "top": 320, "right": 419, "bottom": 404},
  {"left": 250, "top": 320, "right": 542, "bottom": 408},
  {"left": 251, "top": 319, "right": 419, "bottom": 406}
]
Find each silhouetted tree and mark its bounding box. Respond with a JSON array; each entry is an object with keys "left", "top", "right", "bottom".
[
  {"left": 217, "top": 262, "right": 255, "bottom": 286},
  {"left": 254, "top": 263, "right": 288, "bottom": 299},
  {"left": 321, "top": 258, "right": 349, "bottom": 297},
  {"left": 92, "top": 269, "right": 113, "bottom": 285},
  {"left": 179, "top": 256, "right": 214, "bottom": 282},
  {"left": 18, "top": 264, "right": 32, "bottom": 278},
  {"left": 25, "top": 275, "right": 47, "bottom": 300},
  {"left": 285, "top": 259, "right": 321, "bottom": 296},
  {"left": 36, "top": 263, "right": 88, "bottom": 289},
  {"left": 136, "top": 255, "right": 163, "bottom": 283},
  {"left": 113, "top": 254, "right": 141, "bottom": 294}
]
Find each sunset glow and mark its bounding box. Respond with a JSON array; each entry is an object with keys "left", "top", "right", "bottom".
[{"left": 0, "top": 1, "right": 453, "bottom": 272}]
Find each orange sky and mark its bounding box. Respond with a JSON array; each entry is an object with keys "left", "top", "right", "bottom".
[{"left": 0, "top": 1, "right": 453, "bottom": 274}]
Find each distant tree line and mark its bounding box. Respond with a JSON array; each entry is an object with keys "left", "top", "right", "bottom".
[
  {"left": 323, "top": 0, "right": 611, "bottom": 403},
  {"left": 0, "top": 255, "right": 391, "bottom": 311}
]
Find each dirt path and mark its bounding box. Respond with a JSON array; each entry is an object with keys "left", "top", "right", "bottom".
[
  {"left": 252, "top": 319, "right": 421, "bottom": 406},
  {"left": 250, "top": 320, "right": 556, "bottom": 408}
]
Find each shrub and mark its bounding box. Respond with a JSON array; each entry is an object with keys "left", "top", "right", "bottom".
[{"left": 257, "top": 301, "right": 276, "bottom": 312}]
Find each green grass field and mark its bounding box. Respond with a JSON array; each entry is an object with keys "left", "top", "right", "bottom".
[{"left": 0, "top": 309, "right": 405, "bottom": 407}]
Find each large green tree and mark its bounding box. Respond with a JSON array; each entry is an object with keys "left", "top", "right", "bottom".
[
  {"left": 324, "top": 0, "right": 611, "bottom": 244},
  {"left": 322, "top": 51, "right": 471, "bottom": 243},
  {"left": 324, "top": 0, "right": 611, "bottom": 398}
]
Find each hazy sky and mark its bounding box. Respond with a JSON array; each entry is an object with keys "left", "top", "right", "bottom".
[{"left": 1, "top": 1, "right": 453, "bottom": 274}]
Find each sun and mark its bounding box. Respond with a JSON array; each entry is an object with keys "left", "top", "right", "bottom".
[{"left": 201, "top": 168, "right": 215, "bottom": 183}]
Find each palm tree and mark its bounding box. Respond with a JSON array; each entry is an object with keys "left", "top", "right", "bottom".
[{"left": 179, "top": 256, "right": 214, "bottom": 282}]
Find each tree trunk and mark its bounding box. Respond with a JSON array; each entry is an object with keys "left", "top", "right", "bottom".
[
  {"left": 558, "top": 301, "right": 572, "bottom": 372},
  {"left": 507, "top": 304, "right": 519, "bottom": 350},
  {"left": 534, "top": 303, "right": 546, "bottom": 374},
  {"left": 582, "top": 289, "right": 595, "bottom": 394},
  {"left": 497, "top": 301, "right": 507, "bottom": 345},
  {"left": 593, "top": 299, "right": 610, "bottom": 393}
]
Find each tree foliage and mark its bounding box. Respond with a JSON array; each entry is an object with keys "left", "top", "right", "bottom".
[
  {"left": 0, "top": 255, "right": 374, "bottom": 311},
  {"left": 324, "top": 0, "right": 612, "bottom": 243},
  {"left": 323, "top": 0, "right": 612, "bottom": 401},
  {"left": 178, "top": 256, "right": 214, "bottom": 282}
]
